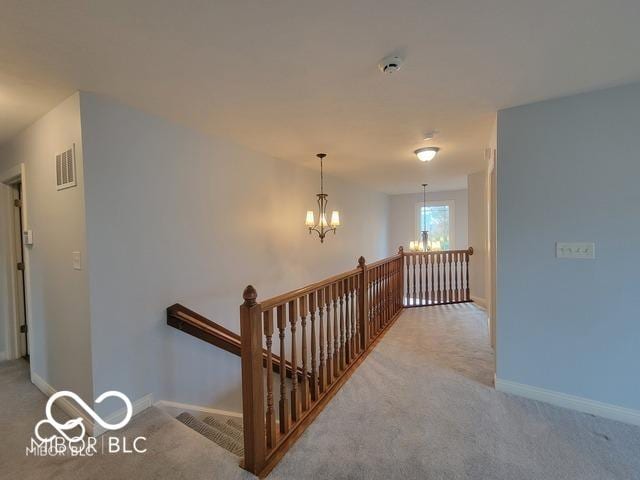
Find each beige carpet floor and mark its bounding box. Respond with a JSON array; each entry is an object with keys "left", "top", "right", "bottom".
[{"left": 2, "top": 303, "right": 639, "bottom": 479}]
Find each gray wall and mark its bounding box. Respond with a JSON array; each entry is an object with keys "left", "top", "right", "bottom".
[
  {"left": 467, "top": 170, "right": 487, "bottom": 303},
  {"left": 389, "top": 189, "right": 469, "bottom": 253},
  {"left": 0, "top": 93, "right": 94, "bottom": 402},
  {"left": 79, "top": 92, "right": 390, "bottom": 414},
  {"left": 497, "top": 82, "right": 640, "bottom": 411}
]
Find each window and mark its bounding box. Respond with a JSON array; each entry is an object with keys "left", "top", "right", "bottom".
[{"left": 415, "top": 201, "right": 455, "bottom": 250}]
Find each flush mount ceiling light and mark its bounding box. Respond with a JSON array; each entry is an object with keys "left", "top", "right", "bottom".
[{"left": 414, "top": 147, "right": 440, "bottom": 162}]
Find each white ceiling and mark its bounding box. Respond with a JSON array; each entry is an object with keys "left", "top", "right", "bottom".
[{"left": 1, "top": 1, "right": 640, "bottom": 193}]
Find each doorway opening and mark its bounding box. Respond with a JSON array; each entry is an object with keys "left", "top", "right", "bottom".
[
  {"left": 11, "top": 183, "right": 29, "bottom": 360},
  {"left": 1, "top": 165, "right": 30, "bottom": 363}
]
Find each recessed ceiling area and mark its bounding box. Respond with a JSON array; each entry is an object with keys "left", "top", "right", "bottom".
[{"left": 1, "top": 1, "right": 640, "bottom": 193}]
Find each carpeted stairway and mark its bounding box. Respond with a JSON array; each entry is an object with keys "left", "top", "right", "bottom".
[{"left": 176, "top": 412, "right": 244, "bottom": 457}]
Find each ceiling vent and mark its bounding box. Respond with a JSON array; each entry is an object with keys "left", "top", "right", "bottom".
[{"left": 56, "top": 145, "right": 77, "bottom": 190}]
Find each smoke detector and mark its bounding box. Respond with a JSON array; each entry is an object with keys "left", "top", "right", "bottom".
[
  {"left": 423, "top": 130, "right": 439, "bottom": 141},
  {"left": 378, "top": 55, "right": 403, "bottom": 74}
]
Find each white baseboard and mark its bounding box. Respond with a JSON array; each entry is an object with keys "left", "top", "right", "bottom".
[
  {"left": 495, "top": 377, "right": 640, "bottom": 427},
  {"left": 31, "top": 371, "right": 153, "bottom": 436},
  {"left": 31, "top": 371, "right": 97, "bottom": 436},
  {"left": 155, "top": 399, "right": 242, "bottom": 420},
  {"left": 470, "top": 295, "right": 487, "bottom": 308},
  {"left": 94, "top": 393, "right": 154, "bottom": 437}
]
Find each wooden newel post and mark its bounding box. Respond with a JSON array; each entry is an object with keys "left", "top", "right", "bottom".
[
  {"left": 357, "top": 256, "right": 370, "bottom": 350},
  {"left": 466, "top": 247, "right": 473, "bottom": 302},
  {"left": 240, "top": 285, "right": 265, "bottom": 474},
  {"left": 398, "top": 246, "right": 405, "bottom": 308}
]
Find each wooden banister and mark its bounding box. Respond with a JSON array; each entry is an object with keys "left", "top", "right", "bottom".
[
  {"left": 239, "top": 253, "right": 405, "bottom": 477},
  {"left": 167, "top": 304, "right": 303, "bottom": 380},
  {"left": 168, "top": 246, "right": 474, "bottom": 478},
  {"left": 167, "top": 303, "right": 242, "bottom": 356}
]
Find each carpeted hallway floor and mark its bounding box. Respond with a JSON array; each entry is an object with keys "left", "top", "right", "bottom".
[{"left": 1, "top": 304, "right": 639, "bottom": 479}]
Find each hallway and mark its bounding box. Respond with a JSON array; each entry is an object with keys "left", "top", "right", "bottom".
[
  {"left": 2, "top": 304, "right": 639, "bottom": 479},
  {"left": 268, "top": 304, "right": 640, "bottom": 479}
]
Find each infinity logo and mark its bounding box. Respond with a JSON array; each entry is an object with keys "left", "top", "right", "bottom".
[{"left": 34, "top": 391, "right": 133, "bottom": 443}]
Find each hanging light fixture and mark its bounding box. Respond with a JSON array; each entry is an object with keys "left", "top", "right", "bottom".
[
  {"left": 409, "top": 183, "right": 430, "bottom": 252},
  {"left": 305, "top": 153, "right": 340, "bottom": 243}
]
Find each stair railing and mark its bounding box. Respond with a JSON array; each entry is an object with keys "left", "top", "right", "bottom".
[
  {"left": 168, "top": 246, "right": 473, "bottom": 477},
  {"left": 239, "top": 252, "right": 404, "bottom": 476},
  {"left": 402, "top": 247, "right": 474, "bottom": 307}
]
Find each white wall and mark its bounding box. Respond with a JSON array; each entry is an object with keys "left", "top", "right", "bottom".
[
  {"left": 0, "top": 93, "right": 93, "bottom": 402},
  {"left": 79, "top": 92, "right": 390, "bottom": 414},
  {"left": 389, "top": 189, "right": 468, "bottom": 253},
  {"left": 467, "top": 171, "right": 487, "bottom": 304},
  {"left": 497, "top": 82, "right": 640, "bottom": 412}
]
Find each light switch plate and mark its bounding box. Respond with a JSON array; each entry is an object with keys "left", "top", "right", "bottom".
[
  {"left": 23, "top": 230, "right": 33, "bottom": 246},
  {"left": 72, "top": 251, "right": 82, "bottom": 270},
  {"left": 556, "top": 242, "right": 595, "bottom": 259}
]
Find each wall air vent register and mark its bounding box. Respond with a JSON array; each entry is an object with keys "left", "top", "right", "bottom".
[{"left": 56, "top": 144, "right": 76, "bottom": 190}]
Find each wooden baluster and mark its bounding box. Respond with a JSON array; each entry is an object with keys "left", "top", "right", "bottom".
[
  {"left": 389, "top": 260, "right": 394, "bottom": 315},
  {"left": 448, "top": 253, "right": 453, "bottom": 303},
  {"left": 263, "top": 310, "right": 276, "bottom": 449},
  {"left": 276, "top": 304, "right": 290, "bottom": 433},
  {"left": 459, "top": 252, "right": 463, "bottom": 302},
  {"left": 240, "top": 286, "right": 265, "bottom": 474},
  {"left": 288, "top": 300, "right": 300, "bottom": 422},
  {"left": 411, "top": 255, "right": 417, "bottom": 306},
  {"left": 350, "top": 276, "right": 356, "bottom": 358},
  {"left": 430, "top": 253, "right": 436, "bottom": 304},
  {"left": 454, "top": 252, "right": 459, "bottom": 302},
  {"left": 371, "top": 269, "right": 376, "bottom": 334},
  {"left": 344, "top": 277, "right": 351, "bottom": 363},
  {"left": 418, "top": 254, "right": 423, "bottom": 306},
  {"left": 348, "top": 277, "right": 354, "bottom": 358},
  {"left": 383, "top": 265, "right": 387, "bottom": 321},
  {"left": 383, "top": 264, "right": 387, "bottom": 324},
  {"left": 391, "top": 259, "right": 396, "bottom": 314},
  {"left": 332, "top": 283, "right": 339, "bottom": 377},
  {"left": 325, "top": 285, "right": 333, "bottom": 385},
  {"left": 389, "top": 263, "right": 392, "bottom": 317},
  {"left": 388, "top": 262, "right": 392, "bottom": 320},
  {"left": 465, "top": 250, "right": 471, "bottom": 301},
  {"left": 339, "top": 280, "right": 346, "bottom": 371},
  {"left": 399, "top": 247, "right": 405, "bottom": 308},
  {"left": 317, "top": 288, "right": 326, "bottom": 393},
  {"left": 424, "top": 253, "right": 431, "bottom": 305},
  {"left": 436, "top": 253, "right": 442, "bottom": 304},
  {"left": 371, "top": 266, "right": 376, "bottom": 337},
  {"left": 405, "top": 254, "right": 410, "bottom": 306},
  {"left": 384, "top": 263, "right": 389, "bottom": 324},
  {"left": 398, "top": 257, "right": 402, "bottom": 311},
  {"left": 309, "top": 292, "right": 318, "bottom": 401},
  {"left": 358, "top": 256, "right": 369, "bottom": 351},
  {"left": 298, "top": 296, "right": 310, "bottom": 411},
  {"left": 378, "top": 266, "right": 382, "bottom": 331}
]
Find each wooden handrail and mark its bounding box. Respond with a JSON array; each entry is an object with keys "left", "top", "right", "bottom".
[
  {"left": 167, "top": 303, "right": 303, "bottom": 380},
  {"left": 260, "top": 267, "right": 361, "bottom": 310},
  {"left": 167, "top": 303, "right": 242, "bottom": 356}
]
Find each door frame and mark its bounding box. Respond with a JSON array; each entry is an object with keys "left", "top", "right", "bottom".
[{"left": 1, "top": 163, "right": 32, "bottom": 362}]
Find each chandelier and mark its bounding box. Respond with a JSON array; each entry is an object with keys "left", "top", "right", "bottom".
[
  {"left": 305, "top": 153, "right": 340, "bottom": 243},
  {"left": 409, "top": 183, "right": 430, "bottom": 252}
]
